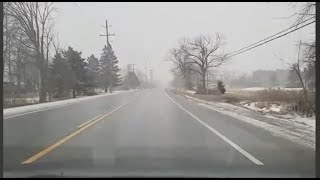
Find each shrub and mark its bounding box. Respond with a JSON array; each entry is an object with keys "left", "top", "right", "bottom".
[{"left": 217, "top": 81, "right": 226, "bottom": 94}]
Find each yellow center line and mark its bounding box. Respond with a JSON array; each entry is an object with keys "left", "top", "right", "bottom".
[
  {"left": 77, "top": 115, "right": 103, "bottom": 129},
  {"left": 21, "top": 91, "right": 144, "bottom": 164}
]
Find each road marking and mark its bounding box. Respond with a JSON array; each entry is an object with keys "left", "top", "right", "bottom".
[
  {"left": 4, "top": 104, "right": 72, "bottom": 119},
  {"left": 77, "top": 115, "right": 103, "bottom": 129},
  {"left": 4, "top": 91, "right": 137, "bottom": 120},
  {"left": 21, "top": 92, "right": 143, "bottom": 164},
  {"left": 163, "top": 89, "right": 264, "bottom": 166}
]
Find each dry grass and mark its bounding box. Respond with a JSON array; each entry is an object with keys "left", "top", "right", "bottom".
[
  {"left": 230, "top": 89, "right": 315, "bottom": 116},
  {"left": 172, "top": 88, "right": 315, "bottom": 106},
  {"left": 230, "top": 89, "right": 315, "bottom": 104},
  {"left": 174, "top": 87, "right": 315, "bottom": 116}
]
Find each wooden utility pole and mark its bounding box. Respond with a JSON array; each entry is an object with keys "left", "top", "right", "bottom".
[
  {"left": 150, "top": 69, "right": 153, "bottom": 83},
  {"left": 100, "top": 19, "right": 115, "bottom": 46},
  {"left": 206, "top": 69, "right": 210, "bottom": 95},
  {"left": 145, "top": 60, "right": 148, "bottom": 82},
  {"left": 100, "top": 19, "right": 115, "bottom": 93},
  {"left": 128, "top": 64, "right": 136, "bottom": 73}
]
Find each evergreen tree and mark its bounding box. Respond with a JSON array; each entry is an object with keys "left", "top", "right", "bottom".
[
  {"left": 99, "top": 44, "right": 122, "bottom": 93},
  {"left": 86, "top": 54, "right": 100, "bottom": 88},
  {"left": 48, "top": 53, "right": 75, "bottom": 98},
  {"left": 63, "top": 46, "right": 88, "bottom": 97},
  {"left": 124, "top": 71, "right": 140, "bottom": 89},
  {"left": 217, "top": 80, "right": 226, "bottom": 94}
]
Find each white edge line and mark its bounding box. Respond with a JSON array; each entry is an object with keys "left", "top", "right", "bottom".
[
  {"left": 185, "top": 94, "right": 315, "bottom": 149},
  {"left": 4, "top": 90, "right": 137, "bottom": 119},
  {"left": 4, "top": 103, "right": 72, "bottom": 119},
  {"left": 163, "top": 89, "right": 264, "bottom": 166}
]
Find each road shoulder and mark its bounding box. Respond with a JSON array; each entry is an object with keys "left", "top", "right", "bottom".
[{"left": 170, "top": 89, "right": 315, "bottom": 149}]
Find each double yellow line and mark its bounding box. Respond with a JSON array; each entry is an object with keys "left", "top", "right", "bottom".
[{"left": 22, "top": 91, "right": 144, "bottom": 164}]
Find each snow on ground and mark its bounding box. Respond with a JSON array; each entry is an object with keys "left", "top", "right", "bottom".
[
  {"left": 238, "top": 87, "right": 304, "bottom": 92},
  {"left": 270, "top": 104, "right": 281, "bottom": 112},
  {"left": 281, "top": 88, "right": 303, "bottom": 91},
  {"left": 95, "top": 88, "right": 105, "bottom": 94},
  {"left": 241, "top": 87, "right": 266, "bottom": 91},
  {"left": 4, "top": 90, "right": 135, "bottom": 118},
  {"left": 242, "top": 102, "right": 287, "bottom": 114},
  {"left": 184, "top": 90, "right": 197, "bottom": 95},
  {"left": 241, "top": 101, "right": 315, "bottom": 129},
  {"left": 243, "top": 102, "right": 263, "bottom": 112},
  {"left": 185, "top": 95, "right": 315, "bottom": 149},
  {"left": 290, "top": 115, "right": 315, "bottom": 128}
]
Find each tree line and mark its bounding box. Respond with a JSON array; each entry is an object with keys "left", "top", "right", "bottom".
[
  {"left": 3, "top": 2, "right": 122, "bottom": 102},
  {"left": 48, "top": 45, "right": 121, "bottom": 99},
  {"left": 168, "top": 3, "right": 315, "bottom": 94}
]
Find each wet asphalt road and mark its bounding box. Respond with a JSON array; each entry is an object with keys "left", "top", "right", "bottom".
[{"left": 3, "top": 88, "right": 315, "bottom": 177}]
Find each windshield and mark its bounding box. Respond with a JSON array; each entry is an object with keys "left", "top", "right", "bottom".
[{"left": 3, "top": 2, "right": 315, "bottom": 178}]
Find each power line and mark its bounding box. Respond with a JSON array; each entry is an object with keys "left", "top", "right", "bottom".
[
  {"left": 228, "top": 16, "right": 315, "bottom": 57},
  {"left": 225, "top": 20, "right": 315, "bottom": 59}
]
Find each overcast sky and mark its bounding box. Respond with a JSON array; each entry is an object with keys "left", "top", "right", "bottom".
[{"left": 53, "top": 2, "right": 315, "bottom": 86}]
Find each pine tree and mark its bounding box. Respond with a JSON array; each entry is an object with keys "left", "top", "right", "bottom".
[
  {"left": 48, "top": 53, "right": 75, "bottom": 98},
  {"left": 99, "top": 44, "right": 122, "bottom": 93},
  {"left": 217, "top": 80, "right": 226, "bottom": 94},
  {"left": 63, "top": 46, "right": 88, "bottom": 97},
  {"left": 124, "top": 71, "right": 140, "bottom": 89},
  {"left": 87, "top": 54, "right": 100, "bottom": 88}
]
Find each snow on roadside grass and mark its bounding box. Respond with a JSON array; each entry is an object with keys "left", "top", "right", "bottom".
[
  {"left": 241, "top": 101, "right": 315, "bottom": 130},
  {"left": 185, "top": 90, "right": 196, "bottom": 95},
  {"left": 270, "top": 105, "right": 281, "bottom": 112},
  {"left": 185, "top": 95, "right": 315, "bottom": 149},
  {"left": 238, "top": 87, "right": 304, "bottom": 92},
  {"left": 292, "top": 115, "right": 315, "bottom": 129},
  {"left": 4, "top": 90, "right": 134, "bottom": 118},
  {"left": 242, "top": 102, "right": 285, "bottom": 114},
  {"left": 241, "top": 87, "right": 266, "bottom": 91}
]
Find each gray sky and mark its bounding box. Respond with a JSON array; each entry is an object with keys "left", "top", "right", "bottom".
[{"left": 53, "top": 2, "right": 315, "bottom": 86}]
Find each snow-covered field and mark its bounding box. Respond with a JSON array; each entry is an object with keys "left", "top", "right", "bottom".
[
  {"left": 235, "top": 87, "right": 304, "bottom": 92},
  {"left": 240, "top": 87, "right": 266, "bottom": 91},
  {"left": 185, "top": 90, "right": 196, "bottom": 95},
  {"left": 184, "top": 95, "right": 315, "bottom": 149},
  {"left": 241, "top": 102, "right": 285, "bottom": 114},
  {"left": 4, "top": 90, "right": 135, "bottom": 119}
]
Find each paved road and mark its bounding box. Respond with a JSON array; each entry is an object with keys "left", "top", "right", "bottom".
[{"left": 3, "top": 88, "right": 315, "bottom": 177}]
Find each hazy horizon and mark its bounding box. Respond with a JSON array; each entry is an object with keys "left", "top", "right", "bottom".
[{"left": 53, "top": 2, "right": 315, "bottom": 87}]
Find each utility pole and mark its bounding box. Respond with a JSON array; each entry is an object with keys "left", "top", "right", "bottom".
[
  {"left": 206, "top": 71, "right": 209, "bottom": 95},
  {"left": 100, "top": 19, "right": 115, "bottom": 46},
  {"left": 150, "top": 69, "right": 153, "bottom": 83},
  {"left": 145, "top": 60, "right": 148, "bottom": 82},
  {"left": 128, "top": 64, "right": 136, "bottom": 73},
  {"left": 99, "top": 18, "right": 115, "bottom": 93}
]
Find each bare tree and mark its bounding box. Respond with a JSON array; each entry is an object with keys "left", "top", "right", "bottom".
[
  {"left": 168, "top": 48, "right": 189, "bottom": 75},
  {"left": 291, "top": 2, "right": 315, "bottom": 66},
  {"left": 3, "top": 3, "right": 18, "bottom": 90},
  {"left": 167, "top": 47, "right": 196, "bottom": 90},
  {"left": 6, "top": 2, "right": 56, "bottom": 103},
  {"left": 290, "top": 2, "right": 315, "bottom": 27},
  {"left": 178, "top": 33, "right": 228, "bottom": 92},
  {"left": 279, "top": 40, "right": 313, "bottom": 117},
  {"left": 291, "top": 2, "right": 315, "bottom": 89}
]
